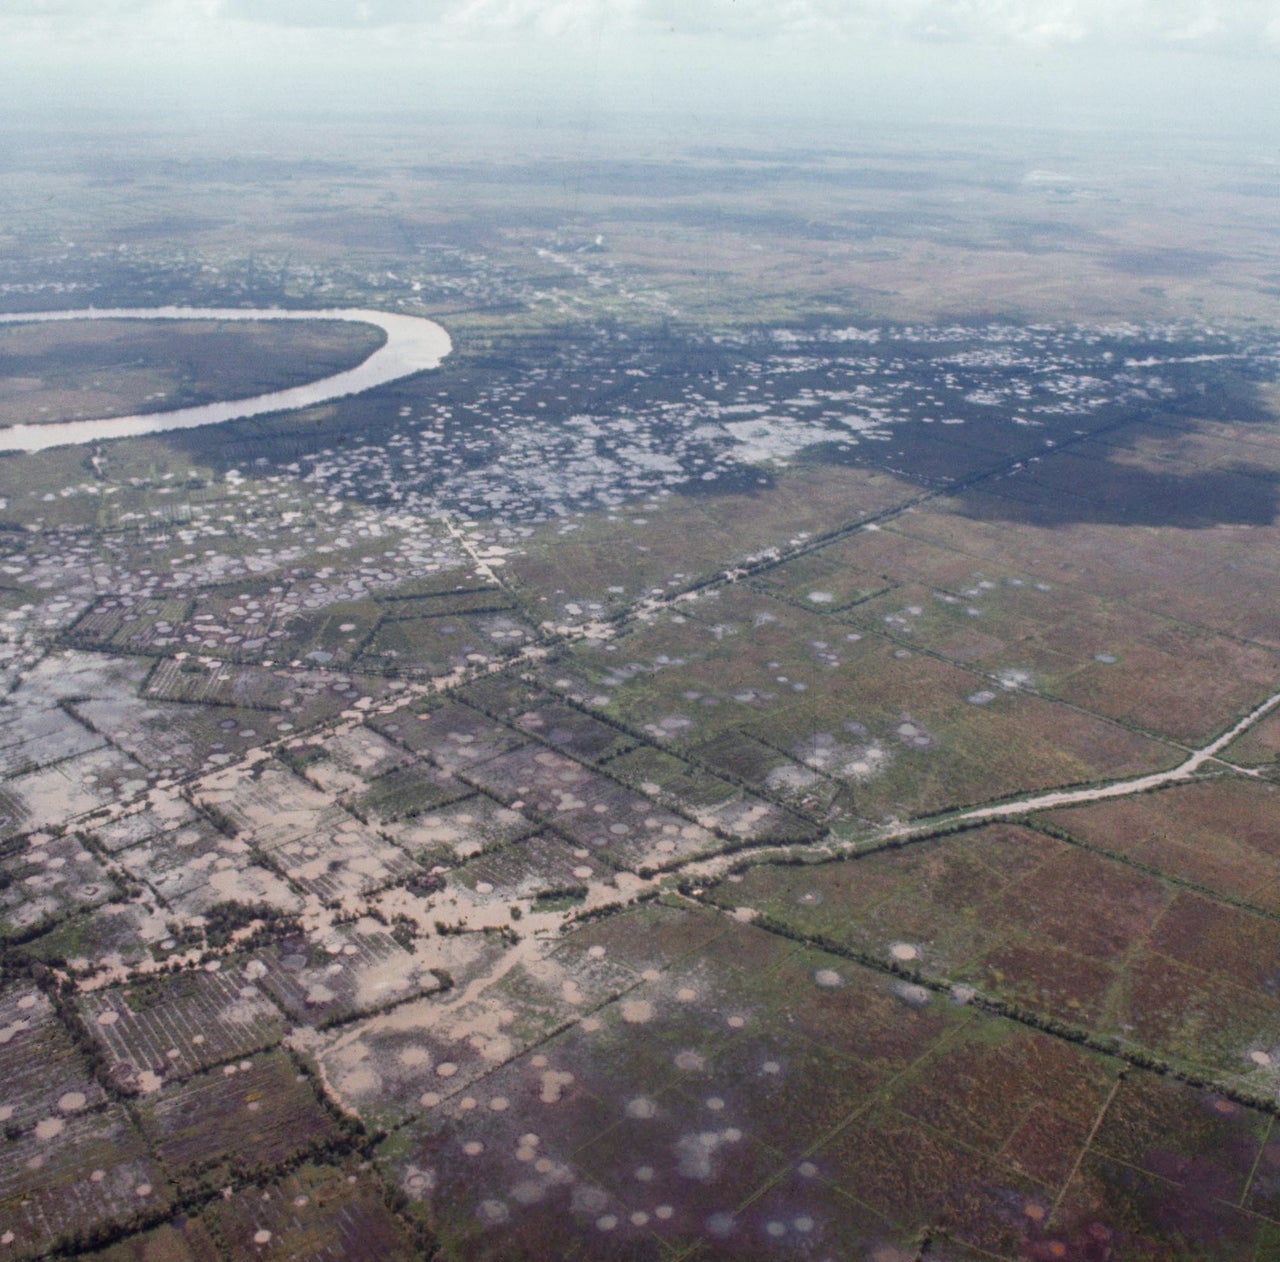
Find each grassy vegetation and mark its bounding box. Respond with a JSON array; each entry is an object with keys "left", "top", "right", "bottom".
[{"left": 1, "top": 121, "right": 1279, "bottom": 1259}]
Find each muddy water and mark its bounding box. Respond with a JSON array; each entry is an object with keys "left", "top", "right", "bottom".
[{"left": 0, "top": 306, "right": 452, "bottom": 452}]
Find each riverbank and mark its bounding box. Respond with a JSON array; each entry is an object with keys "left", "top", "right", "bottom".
[{"left": 0, "top": 306, "right": 452, "bottom": 452}]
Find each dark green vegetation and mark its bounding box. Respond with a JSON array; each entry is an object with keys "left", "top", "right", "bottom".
[
  {"left": 1, "top": 119, "right": 1279, "bottom": 1259},
  {"left": 0, "top": 319, "right": 384, "bottom": 428}
]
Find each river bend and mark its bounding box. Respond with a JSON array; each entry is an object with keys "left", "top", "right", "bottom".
[{"left": 0, "top": 306, "right": 452, "bottom": 453}]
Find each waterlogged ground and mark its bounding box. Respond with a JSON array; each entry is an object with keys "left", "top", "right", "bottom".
[
  {"left": 220, "top": 319, "right": 1280, "bottom": 526},
  {"left": 1, "top": 297, "right": 1280, "bottom": 1256}
]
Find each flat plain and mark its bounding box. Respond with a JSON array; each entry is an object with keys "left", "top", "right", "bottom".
[{"left": 0, "top": 118, "right": 1279, "bottom": 1260}]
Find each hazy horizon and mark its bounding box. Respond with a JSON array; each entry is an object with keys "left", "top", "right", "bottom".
[{"left": 5, "top": 0, "right": 1280, "bottom": 148}]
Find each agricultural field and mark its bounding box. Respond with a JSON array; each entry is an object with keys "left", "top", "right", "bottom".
[
  {"left": 0, "top": 115, "right": 1278, "bottom": 1260},
  {"left": 707, "top": 823, "right": 1280, "bottom": 1082}
]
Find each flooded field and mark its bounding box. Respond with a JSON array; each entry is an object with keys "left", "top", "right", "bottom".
[{"left": 1, "top": 121, "right": 1279, "bottom": 1260}]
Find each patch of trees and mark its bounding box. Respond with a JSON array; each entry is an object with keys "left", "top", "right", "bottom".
[{"left": 201, "top": 899, "right": 293, "bottom": 949}]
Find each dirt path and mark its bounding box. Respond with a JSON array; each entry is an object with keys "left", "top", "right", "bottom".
[
  {"left": 674, "top": 684, "right": 1280, "bottom": 883},
  {"left": 947, "top": 686, "right": 1280, "bottom": 825}
]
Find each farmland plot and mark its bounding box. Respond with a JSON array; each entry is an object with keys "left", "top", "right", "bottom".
[
  {"left": 136, "top": 1049, "right": 340, "bottom": 1185},
  {"left": 252, "top": 923, "right": 446, "bottom": 1028},
  {"left": 0, "top": 833, "right": 114, "bottom": 939},
  {"left": 79, "top": 967, "right": 286, "bottom": 1092},
  {"left": 0, "top": 1104, "right": 170, "bottom": 1261},
  {"left": 206, "top": 1163, "right": 418, "bottom": 1261},
  {"left": 0, "top": 984, "right": 105, "bottom": 1133}
]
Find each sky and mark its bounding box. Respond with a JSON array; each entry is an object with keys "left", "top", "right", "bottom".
[{"left": 5, "top": 0, "right": 1280, "bottom": 143}]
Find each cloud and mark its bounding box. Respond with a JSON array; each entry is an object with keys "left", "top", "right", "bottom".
[
  {"left": 6, "top": 0, "right": 1280, "bottom": 54},
  {"left": 1, "top": 0, "right": 1277, "bottom": 140},
  {"left": 212, "top": 0, "right": 646, "bottom": 34},
  {"left": 216, "top": 0, "right": 453, "bottom": 28},
  {"left": 231, "top": 0, "right": 1280, "bottom": 62},
  {"left": 856, "top": 0, "right": 1280, "bottom": 52}
]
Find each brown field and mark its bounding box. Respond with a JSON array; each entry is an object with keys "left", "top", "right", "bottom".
[
  {"left": 897, "top": 501, "right": 1280, "bottom": 650},
  {"left": 136, "top": 1050, "right": 340, "bottom": 1186},
  {"left": 715, "top": 823, "right": 1280, "bottom": 1080},
  {"left": 1051, "top": 1151, "right": 1269, "bottom": 1260},
  {"left": 843, "top": 577, "right": 1280, "bottom": 745},
  {"left": 206, "top": 1162, "right": 419, "bottom": 1261},
  {"left": 1039, "top": 777, "right": 1280, "bottom": 911},
  {"left": 813, "top": 1109, "right": 1048, "bottom": 1257},
  {"left": 1048, "top": 1073, "right": 1279, "bottom": 1258}
]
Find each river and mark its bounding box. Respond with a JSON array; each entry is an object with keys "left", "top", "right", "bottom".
[{"left": 0, "top": 306, "right": 452, "bottom": 453}]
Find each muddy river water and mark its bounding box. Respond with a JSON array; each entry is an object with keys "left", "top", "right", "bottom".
[{"left": 0, "top": 306, "right": 452, "bottom": 453}]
